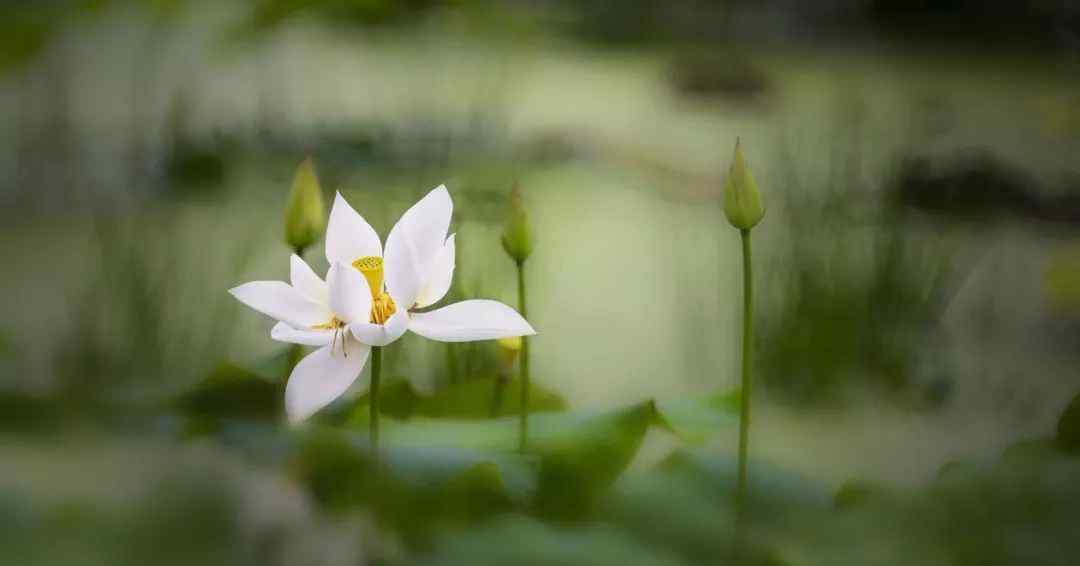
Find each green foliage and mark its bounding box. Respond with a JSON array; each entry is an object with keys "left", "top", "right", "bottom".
[
  {"left": 347, "top": 401, "right": 655, "bottom": 518},
  {"left": 832, "top": 478, "right": 890, "bottom": 510},
  {"left": 419, "top": 516, "right": 688, "bottom": 566},
  {"left": 759, "top": 132, "right": 954, "bottom": 405},
  {"left": 290, "top": 427, "right": 531, "bottom": 545},
  {"left": 174, "top": 361, "right": 284, "bottom": 422},
  {"left": 660, "top": 449, "right": 833, "bottom": 516},
  {"left": 233, "top": 0, "right": 446, "bottom": 39},
  {"left": 1055, "top": 390, "right": 1080, "bottom": 453},
  {"left": 652, "top": 390, "right": 740, "bottom": 444},
  {"left": 0, "top": 6, "right": 56, "bottom": 73},
  {"left": 340, "top": 395, "right": 737, "bottom": 519}
]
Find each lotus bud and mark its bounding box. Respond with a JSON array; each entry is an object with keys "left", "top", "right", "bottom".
[
  {"left": 723, "top": 139, "right": 765, "bottom": 230},
  {"left": 501, "top": 183, "right": 534, "bottom": 264},
  {"left": 284, "top": 157, "right": 325, "bottom": 253}
]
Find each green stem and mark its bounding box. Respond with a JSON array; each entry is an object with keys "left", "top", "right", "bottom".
[
  {"left": 517, "top": 260, "right": 530, "bottom": 453},
  {"left": 736, "top": 228, "right": 754, "bottom": 518},
  {"left": 370, "top": 345, "right": 382, "bottom": 452}
]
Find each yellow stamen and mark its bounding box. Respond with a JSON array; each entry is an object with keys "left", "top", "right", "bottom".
[
  {"left": 311, "top": 316, "right": 349, "bottom": 356},
  {"left": 351, "top": 255, "right": 397, "bottom": 325},
  {"left": 311, "top": 316, "right": 346, "bottom": 331}
]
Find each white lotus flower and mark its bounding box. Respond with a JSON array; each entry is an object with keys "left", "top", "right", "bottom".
[{"left": 229, "top": 185, "right": 536, "bottom": 423}]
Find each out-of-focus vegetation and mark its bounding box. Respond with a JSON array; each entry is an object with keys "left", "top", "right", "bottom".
[{"left": 2, "top": 0, "right": 1080, "bottom": 564}]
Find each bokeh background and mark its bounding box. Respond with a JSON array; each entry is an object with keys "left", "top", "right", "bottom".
[{"left": 2, "top": 1, "right": 1080, "bottom": 565}]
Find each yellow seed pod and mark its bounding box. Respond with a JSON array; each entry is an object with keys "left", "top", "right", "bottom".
[
  {"left": 501, "top": 183, "right": 534, "bottom": 264},
  {"left": 722, "top": 139, "right": 765, "bottom": 230},
  {"left": 284, "top": 157, "right": 325, "bottom": 252}
]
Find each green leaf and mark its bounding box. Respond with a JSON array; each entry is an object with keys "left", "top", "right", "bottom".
[
  {"left": 174, "top": 363, "right": 281, "bottom": 421},
  {"left": 1056, "top": 390, "right": 1080, "bottom": 453},
  {"left": 295, "top": 428, "right": 537, "bottom": 545},
  {"left": 173, "top": 348, "right": 295, "bottom": 422},
  {"left": 420, "top": 515, "right": 688, "bottom": 566},
  {"left": 934, "top": 459, "right": 980, "bottom": 485},
  {"left": 208, "top": 421, "right": 534, "bottom": 545},
  {"left": 833, "top": 478, "right": 890, "bottom": 510},
  {"left": 652, "top": 389, "right": 740, "bottom": 443},
  {"left": 659, "top": 449, "right": 832, "bottom": 516},
  {"left": 349, "top": 401, "right": 657, "bottom": 518},
  {"left": 999, "top": 438, "right": 1060, "bottom": 468},
  {"left": 600, "top": 472, "right": 737, "bottom": 563}
]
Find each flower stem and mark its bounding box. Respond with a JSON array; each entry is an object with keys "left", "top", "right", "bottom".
[
  {"left": 736, "top": 228, "right": 754, "bottom": 518},
  {"left": 370, "top": 345, "right": 382, "bottom": 452},
  {"left": 516, "top": 259, "right": 530, "bottom": 453}
]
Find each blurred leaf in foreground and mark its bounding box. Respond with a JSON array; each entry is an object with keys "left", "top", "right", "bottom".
[
  {"left": 347, "top": 396, "right": 738, "bottom": 518},
  {"left": 419, "top": 515, "right": 688, "bottom": 566},
  {"left": 653, "top": 389, "right": 740, "bottom": 444},
  {"left": 1056, "top": 390, "right": 1080, "bottom": 453},
  {"left": 173, "top": 348, "right": 293, "bottom": 422}
]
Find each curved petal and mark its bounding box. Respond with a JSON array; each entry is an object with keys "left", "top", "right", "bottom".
[
  {"left": 271, "top": 321, "right": 333, "bottom": 347},
  {"left": 229, "top": 281, "right": 328, "bottom": 329},
  {"left": 407, "top": 299, "right": 535, "bottom": 342},
  {"left": 325, "top": 192, "right": 382, "bottom": 266},
  {"left": 384, "top": 185, "right": 452, "bottom": 309},
  {"left": 413, "top": 234, "right": 456, "bottom": 309},
  {"left": 290, "top": 254, "right": 327, "bottom": 305},
  {"left": 327, "top": 262, "right": 372, "bottom": 324},
  {"left": 285, "top": 339, "right": 371, "bottom": 424},
  {"left": 349, "top": 309, "right": 408, "bottom": 347}
]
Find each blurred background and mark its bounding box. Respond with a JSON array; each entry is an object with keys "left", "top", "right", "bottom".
[{"left": 2, "top": 1, "right": 1080, "bottom": 564}]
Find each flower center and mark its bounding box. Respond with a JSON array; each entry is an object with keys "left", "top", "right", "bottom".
[{"left": 351, "top": 255, "right": 397, "bottom": 325}]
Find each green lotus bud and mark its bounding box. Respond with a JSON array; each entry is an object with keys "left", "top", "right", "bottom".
[
  {"left": 284, "top": 156, "right": 325, "bottom": 253},
  {"left": 501, "top": 183, "right": 534, "bottom": 263},
  {"left": 723, "top": 139, "right": 765, "bottom": 230}
]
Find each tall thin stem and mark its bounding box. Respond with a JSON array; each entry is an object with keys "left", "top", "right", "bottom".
[
  {"left": 370, "top": 345, "right": 382, "bottom": 452},
  {"left": 736, "top": 228, "right": 754, "bottom": 517},
  {"left": 516, "top": 260, "right": 530, "bottom": 453}
]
